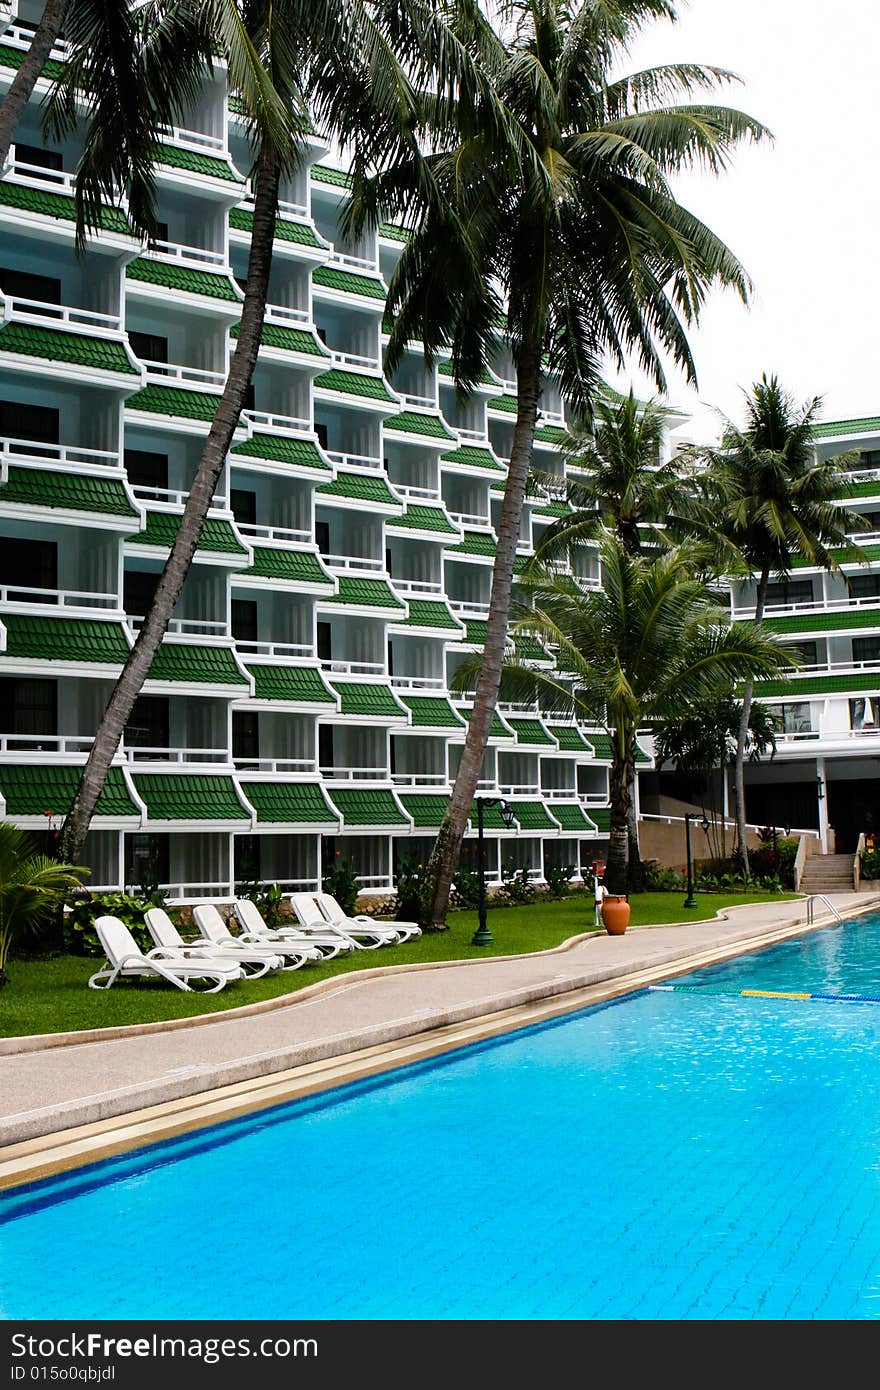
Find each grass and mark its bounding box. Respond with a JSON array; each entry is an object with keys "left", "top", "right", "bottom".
[{"left": 0, "top": 889, "right": 799, "bottom": 1038}]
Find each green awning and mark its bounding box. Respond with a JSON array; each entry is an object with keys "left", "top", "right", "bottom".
[
  {"left": 230, "top": 433, "right": 330, "bottom": 471},
  {"left": 507, "top": 717, "right": 556, "bottom": 747},
  {"left": 126, "top": 258, "right": 240, "bottom": 302},
  {"left": 239, "top": 781, "right": 338, "bottom": 826},
  {"left": 132, "top": 773, "right": 249, "bottom": 821},
  {"left": 440, "top": 444, "right": 504, "bottom": 471},
  {"left": 316, "top": 472, "right": 402, "bottom": 507},
  {"left": 0, "top": 468, "right": 139, "bottom": 518},
  {"left": 385, "top": 411, "right": 455, "bottom": 441},
  {"left": 131, "top": 511, "right": 248, "bottom": 557},
  {"left": 0, "top": 321, "right": 137, "bottom": 375},
  {"left": 397, "top": 598, "right": 463, "bottom": 634},
  {"left": 245, "top": 547, "right": 334, "bottom": 588},
  {"left": 400, "top": 695, "right": 466, "bottom": 729},
  {"left": 328, "top": 787, "right": 409, "bottom": 828},
  {"left": 2, "top": 615, "right": 128, "bottom": 664},
  {"left": 147, "top": 644, "right": 248, "bottom": 687},
  {"left": 398, "top": 794, "right": 449, "bottom": 828},
  {"left": 247, "top": 664, "right": 335, "bottom": 704},
  {"left": 0, "top": 766, "right": 138, "bottom": 820},
  {"left": 549, "top": 802, "right": 596, "bottom": 833},
  {"left": 511, "top": 801, "right": 559, "bottom": 831},
  {"left": 386, "top": 504, "right": 459, "bottom": 535},
  {"left": 324, "top": 576, "right": 406, "bottom": 612},
  {"left": 548, "top": 725, "right": 593, "bottom": 752},
  {"left": 312, "top": 266, "right": 385, "bottom": 300},
  {"left": 330, "top": 681, "right": 408, "bottom": 718},
  {"left": 313, "top": 369, "right": 395, "bottom": 403}
]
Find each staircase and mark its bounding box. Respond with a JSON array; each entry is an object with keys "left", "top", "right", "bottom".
[{"left": 799, "top": 853, "right": 855, "bottom": 894}]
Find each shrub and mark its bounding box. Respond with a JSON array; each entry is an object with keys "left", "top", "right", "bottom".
[
  {"left": 499, "top": 863, "right": 534, "bottom": 905},
  {"left": 861, "top": 849, "right": 880, "bottom": 880},
  {"left": 544, "top": 862, "right": 575, "bottom": 899},
  {"left": 322, "top": 857, "right": 360, "bottom": 916},
  {"left": 450, "top": 863, "right": 482, "bottom": 911},
  {"left": 643, "top": 861, "right": 686, "bottom": 891},
  {"left": 748, "top": 837, "right": 798, "bottom": 888},
  {"left": 394, "top": 858, "right": 424, "bottom": 922},
  {"left": 64, "top": 888, "right": 168, "bottom": 957}
]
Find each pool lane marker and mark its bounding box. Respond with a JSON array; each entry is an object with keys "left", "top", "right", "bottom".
[{"left": 649, "top": 984, "right": 880, "bottom": 1004}]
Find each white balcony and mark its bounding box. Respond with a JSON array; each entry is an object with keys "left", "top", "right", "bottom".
[
  {"left": 320, "top": 657, "right": 385, "bottom": 676},
  {"left": 330, "top": 349, "right": 381, "bottom": 371},
  {"left": 0, "top": 437, "right": 121, "bottom": 475},
  {"left": 398, "top": 391, "right": 436, "bottom": 410},
  {"left": 131, "top": 484, "right": 229, "bottom": 510},
  {"left": 0, "top": 733, "right": 95, "bottom": 758},
  {"left": 499, "top": 783, "right": 540, "bottom": 796},
  {"left": 241, "top": 408, "right": 311, "bottom": 434},
  {"left": 327, "top": 249, "right": 378, "bottom": 273},
  {"left": 4, "top": 146, "right": 77, "bottom": 197},
  {"left": 456, "top": 427, "right": 490, "bottom": 443},
  {"left": 265, "top": 303, "right": 312, "bottom": 327},
  {"left": 124, "top": 745, "right": 228, "bottom": 764},
  {"left": 392, "top": 483, "right": 439, "bottom": 501},
  {"left": 392, "top": 579, "right": 443, "bottom": 597},
  {"left": 141, "top": 360, "right": 226, "bottom": 387},
  {"left": 158, "top": 124, "right": 226, "bottom": 155},
  {"left": 232, "top": 757, "right": 318, "bottom": 774},
  {"left": 390, "top": 772, "right": 448, "bottom": 787},
  {"left": 389, "top": 674, "right": 445, "bottom": 690},
  {"left": 731, "top": 594, "right": 880, "bottom": 619},
  {"left": 323, "top": 553, "right": 384, "bottom": 572},
  {"left": 0, "top": 584, "right": 119, "bottom": 613},
  {"left": 235, "top": 639, "right": 315, "bottom": 660},
  {"left": 324, "top": 450, "right": 383, "bottom": 472},
  {"left": 449, "top": 599, "right": 490, "bottom": 617},
  {"left": 2, "top": 22, "right": 69, "bottom": 60},
  {"left": 235, "top": 521, "right": 311, "bottom": 546},
  {"left": 145, "top": 240, "right": 226, "bottom": 269},
  {"left": 4, "top": 293, "right": 123, "bottom": 334},
  {"left": 129, "top": 615, "right": 229, "bottom": 637},
  {"left": 241, "top": 183, "right": 308, "bottom": 220},
  {"left": 320, "top": 765, "right": 387, "bottom": 781},
  {"left": 448, "top": 510, "right": 490, "bottom": 529}
]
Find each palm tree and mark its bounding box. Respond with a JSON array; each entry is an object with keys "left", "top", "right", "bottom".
[
  {"left": 0, "top": 823, "right": 86, "bottom": 985},
  {"left": 54, "top": 1, "right": 490, "bottom": 865},
  {"left": 451, "top": 536, "right": 792, "bottom": 893},
  {"left": 533, "top": 386, "right": 702, "bottom": 887},
  {"left": 688, "top": 374, "right": 866, "bottom": 876},
  {"left": 0, "top": 0, "right": 69, "bottom": 170},
  {"left": 349, "top": 0, "right": 768, "bottom": 928}
]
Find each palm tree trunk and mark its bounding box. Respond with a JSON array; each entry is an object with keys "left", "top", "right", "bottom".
[
  {"left": 59, "top": 143, "right": 281, "bottom": 866},
  {"left": 626, "top": 758, "right": 643, "bottom": 892},
  {"left": 0, "top": 0, "right": 68, "bottom": 169},
  {"left": 606, "top": 733, "right": 631, "bottom": 895},
  {"left": 734, "top": 565, "right": 770, "bottom": 877},
  {"left": 423, "top": 320, "right": 544, "bottom": 929}
]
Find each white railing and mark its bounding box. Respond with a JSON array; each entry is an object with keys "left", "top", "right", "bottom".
[
  {"left": 325, "top": 450, "right": 383, "bottom": 472},
  {"left": 265, "top": 302, "right": 311, "bottom": 326},
  {"left": 6, "top": 148, "right": 76, "bottom": 196},
  {"left": 235, "top": 639, "right": 315, "bottom": 659},
  {"left": 129, "top": 615, "right": 229, "bottom": 636},
  {"left": 475, "top": 778, "right": 499, "bottom": 791},
  {"left": 448, "top": 510, "right": 490, "bottom": 528},
  {"left": 389, "top": 674, "right": 445, "bottom": 690},
  {"left": 241, "top": 184, "right": 309, "bottom": 220},
  {"left": 774, "top": 730, "right": 822, "bottom": 744},
  {"left": 390, "top": 772, "right": 448, "bottom": 787},
  {"left": 398, "top": 391, "right": 436, "bottom": 410},
  {"left": 124, "top": 745, "right": 228, "bottom": 764},
  {"left": 392, "top": 483, "right": 439, "bottom": 501},
  {"left": 328, "top": 249, "right": 378, "bottom": 272},
  {"left": 321, "top": 766, "right": 387, "bottom": 781},
  {"left": 330, "top": 349, "right": 381, "bottom": 371},
  {"left": 146, "top": 239, "right": 225, "bottom": 268},
  {"left": 449, "top": 599, "right": 490, "bottom": 617},
  {"left": 639, "top": 812, "right": 821, "bottom": 838},
  {"left": 160, "top": 881, "right": 233, "bottom": 904},
  {"left": 320, "top": 658, "right": 385, "bottom": 676},
  {"left": 323, "top": 553, "right": 384, "bottom": 572},
  {"left": 0, "top": 584, "right": 118, "bottom": 611},
  {"left": 843, "top": 467, "right": 880, "bottom": 483},
  {"left": 539, "top": 408, "right": 565, "bottom": 425},
  {"left": 391, "top": 579, "right": 443, "bottom": 596},
  {"left": 797, "top": 658, "right": 880, "bottom": 675},
  {"left": 131, "top": 484, "right": 229, "bottom": 510},
  {"left": 142, "top": 360, "right": 226, "bottom": 387},
  {"left": 498, "top": 700, "right": 540, "bottom": 713},
  {"left": 3, "top": 23, "right": 70, "bottom": 58},
  {"left": 242, "top": 408, "right": 311, "bottom": 434},
  {"left": 733, "top": 594, "right": 880, "bottom": 619},
  {"left": 5, "top": 294, "right": 123, "bottom": 334},
  {"left": 354, "top": 874, "right": 394, "bottom": 890},
  {"left": 0, "top": 733, "right": 94, "bottom": 756},
  {"left": 158, "top": 123, "right": 225, "bottom": 153},
  {"left": 499, "top": 783, "right": 539, "bottom": 796},
  {"left": 456, "top": 427, "right": 489, "bottom": 442},
  {"left": 580, "top": 793, "right": 611, "bottom": 806},
  {"left": 233, "top": 757, "right": 317, "bottom": 774},
  {"left": 235, "top": 521, "right": 311, "bottom": 546},
  {"left": 495, "top": 377, "right": 517, "bottom": 393}
]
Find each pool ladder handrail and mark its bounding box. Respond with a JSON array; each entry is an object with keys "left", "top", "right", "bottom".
[{"left": 806, "top": 894, "right": 843, "bottom": 924}]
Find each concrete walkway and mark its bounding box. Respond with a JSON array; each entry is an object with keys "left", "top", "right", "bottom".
[{"left": 1, "top": 892, "right": 876, "bottom": 1147}]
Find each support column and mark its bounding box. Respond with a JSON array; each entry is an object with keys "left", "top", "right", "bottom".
[{"left": 817, "top": 756, "right": 829, "bottom": 854}]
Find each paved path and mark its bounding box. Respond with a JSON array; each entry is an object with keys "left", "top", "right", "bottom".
[{"left": 1, "top": 893, "right": 874, "bottom": 1145}]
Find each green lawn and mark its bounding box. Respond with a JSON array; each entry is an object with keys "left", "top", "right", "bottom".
[{"left": 0, "top": 890, "right": 798, "bottom": 1038}]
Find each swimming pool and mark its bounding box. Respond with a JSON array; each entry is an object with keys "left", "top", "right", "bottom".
[{"left": 3, "top": 912, "right": 880, "bottom": 1320}]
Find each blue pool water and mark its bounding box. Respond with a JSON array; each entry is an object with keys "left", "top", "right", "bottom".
[{"left": 4, "top": 913, "right": 880, "bottom": 1320}]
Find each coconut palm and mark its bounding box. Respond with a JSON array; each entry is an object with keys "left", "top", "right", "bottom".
[
  {"left": 349, "top": 0, "right": 768, "bottom": 927},
  {"left": 54, "top": 1, "right": 493, "bottom": 865},
  {"left": 451, "top": 536, "right": 793, "bottom": 893},
  {"left": 0, "top": 0, "right": 69, "bottom": 170},
  {"left": 0, "top": 823, "right": 86, "bottom": 985},
  {"left": 687, "top": 374, "right": 866, "bottom": 876}
]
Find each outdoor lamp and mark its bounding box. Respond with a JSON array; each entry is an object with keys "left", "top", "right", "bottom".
[
  {"left": 700, "top": 813, "right": 710, "bottom": 835},
  {"left": 499, "top": 799, "right": 515, "bottom": 829}
]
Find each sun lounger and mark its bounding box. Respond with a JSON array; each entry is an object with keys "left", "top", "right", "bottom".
[
  {"left": 144, "top": 907, "right": 286, "bottom": 979},
  {"left": 88, "top": 915, "right": 243, "bottom": 993},
  {"left": 313, "top": 891, "right": 421, "bottom": 942},
  {"left": 231, "top": 897, "right": 354, "bottom": 959},
  {"left": 287, "top": 892, "right": 392, "bottom": 949},
  {"left": 191, "top": 904, "right": 313, "bottom": 971}
]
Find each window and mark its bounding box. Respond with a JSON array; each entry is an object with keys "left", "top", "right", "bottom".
[
  {"left": 792, "top": 641, "right": 818, "bottom": 666},
  {"left": 232, "top": 711, "right": 259, "bottom": 760},
  {"left": 0, "top": 399, "right": 59, "bottom": 445},
  {"left": 234, "top": 835, "right": 261, "bottom": 886},
  {"left": 123, "top": 569, "right": 160, "bottom": 619},
  {"left": 387, "top": 638, "right": 394, "bottom": 676},
  {"left": 230, "top": 489, "right": 257, "bottom": 526},
  {"left": 315, "top": 520, "right": 330, "bottom": 556},
  {"left": 126, "top": 833, "right": 169, "bottom": 891},
  {"left": 124, "top": 696, "right": 169, "bottom": 749},
  {"left": 0, "top": 677, "right": 57, "bottom": 740},
  {"left": 849, "top": 574, "right": 880, "bottom": 601},
  {"left": 242, "top": 383, "right": 255, "bottom": 412},
  {"left": 124, "top": 449, "right": 169, "bottom": 491},
  {"left": 0, "top": 269, "right": 61, "bottom": 305},
  {"left": 766, "top": 702, "right": 812, "bottom": 735},
  {"left": 15, "top": 143, "right": 62, "bottom": 172},
  {"left": 318, "top": 724, "right": 334, "bottom": 769},
  {"left": 316, "top": 622, "right": 332, "bottom": 661},
  {"left": 853, "top": 637, "right": 880, "bottom": 666},
  {"left": 850, "top": 697, "right": 880, "bottom": 732},
  {"left": 315, "top": 422, "right": 328, "bottom": 450},
  {"left": 0, "top": 537, "right": 57, "bottom": 595},
  {"left": 149, "top": 222, "right": 170, "bottom": 246},
  {"left": 765, "top": 579, "right": 814, "bottom": 608},
  {"left": 128, "top": 331, "right": 168, "bottom": 364},
  {"left": 231, "top": 599, "right": 259, "bottom": 642}
]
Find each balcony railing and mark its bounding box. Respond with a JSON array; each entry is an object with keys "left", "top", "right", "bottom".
[
  {"left": 324, "top": 450, "right": 383, "bottom": 472},
  {"left": 233, "top": 757, "right": 318, "bottom": 774},
  {"left": 327, "top": 249, "right": 378, "bottom": 273},
  {"left": 355, "top": 874, "right": 394, "bottom": 890},
  {"left": 3, "top": 22, "right": 70, "bottom": 59},
  {"left": 320, "top": 765, "right": 387, "bottom": 781},
  {"left": 397, "top": 390, "right": 436, "bottom": 410},
  {"left": 391, "top": 579, "right": 443, "bottom": 596},
  {"left": 319, "top": 657, "right": 385, "bottom": 676},
  {"left": 731, "top": 594, "right": 880, "bottom": 619},
  {"left": 389, "top": 674, "right": 445, "bottom": 690},
  {"left": 158, "top": 123, "right": 225, "bottom": 154},
  {"left": 234, "top": 639, "right": 315, "bottom": 660},
  {"left": 0, "top": 437, "right": 121, "bottom": 475},
  {"left": 129, "top": 615, "right": 229, "bottom": 636},
  {"left": 329, "top": 349, "right": 381, "bottom": 371},
  {"left": 4, "top": 293, "right": 123, "bottom": 334},
  {"left": 131, "top": 484, "right": 229, "bottom": 510},
  {"left": 146, "top": 239, "right": 226, "bottom": 269},
  {"left": 455, "top": 426, "right": 490, "bottom": 443},
  {"left": 448, "top": 510, "right": 490, "bottom": 529},
  {"left": 323, "top": 553, "right": 384, "bottom": 572},
  {"left": 241, "top": 184, "right": 308, "bottom": 220},
  {"left": 241, "top": 408, "right": 311, "bottom": 434},
  {"left": 449, "top": 599, "right": 490, "bottom": 617},
  {"left": 0, "top": 733, "right": 95, "bottom": 756},
  {"left": 265, "top": 302, "right": 312, "bottom": 327},
  {"left": 5, "top": 146, "right": 76, "bottom": 196},
  {"left": 235, "top": 521, "right": 311, "bottom": 546},
  {"left": 390, "top": 772, "right": 448, "bottom": 787},
  {"left": 124, "top": 745, "right": 228, "bottom": 764},
  {"left": 0, "top": 584, "right": 119, "bottom": 612},
  {"left": 499, "top": 783, "right": 539, "bottom": 796},
  {"left": 141, "top": 360, "right": 226, "bottom": 387},
  {"left": 392, "top": 483, "right": 439, "bottom": 501}
]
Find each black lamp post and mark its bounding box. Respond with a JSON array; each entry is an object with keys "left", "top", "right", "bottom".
[
  {"left": 472, "top": 796, "right": 516, "bottom": 946},
  {"left": 683, "top": 811, "right": 710, "bottom": 909}
]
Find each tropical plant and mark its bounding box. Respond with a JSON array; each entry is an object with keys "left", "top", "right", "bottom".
[
  {"left": 322, "top": 856, "right": 360, "bottom": 916},
  {"left": 543, "top": 861, "right": 575, "bottom": 899},
  {"left": 54, "top": 0, "right": 494, "bottom": 865},
  {"left": 686, "top": 375, "right": 866, "bottom": 875},
  {"left": 350, "top": 0, "right": 768, "bottom": 927},
  {"left": 452, "top": 535, "right": 793, "bottom": 893},
  {"left": 499, "top": 862, "right": 534, "bottom": 904},
  {"left": 64, "top": 887, "right": 166, "bottom": 956},
  {"left": 0, "top": 823, "right": 86, "bottom": 983},
  {"left": 0, "top": 0, "right": 69, "bottom": 170}
]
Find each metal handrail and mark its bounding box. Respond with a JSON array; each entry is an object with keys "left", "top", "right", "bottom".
[{"left": 806, "top": 895, "right": 843, "bottom": 923}]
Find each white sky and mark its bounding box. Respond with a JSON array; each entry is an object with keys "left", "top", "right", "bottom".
[{"left": 604, "top": 0, "right": 880, "bottom": 441}]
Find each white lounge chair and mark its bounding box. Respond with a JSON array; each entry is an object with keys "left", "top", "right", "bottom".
[
  {"left": 145, "top": 907, "right": 286, "bottom": 979},
  {"left": 88, "top": 915, "right": 243, "bottom": 993},
  {"left": 287, "top": 892, "right": 391, "bottom": 950},
  {"left": 191, "top": 904, "right": 313, "bottom": 972},
  {"left": 313, "top": 891, "right": 421, "bottom": 942},
  {"left": 232, "top": 898, "right": 354, "bottom": 959}
]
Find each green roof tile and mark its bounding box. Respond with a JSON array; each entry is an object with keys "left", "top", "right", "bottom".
[
  {"left": 313, "top": 368, "right": 396, "bottom": 402},
  {"left": 126, "top": 384, "right": 220, "bottom": 421},
  {"left": 379, "top": 221, "right": 409, "bottom": 243},
  {"left": 386, "top": 411, "right": 455, "bottom": 441},
  {"left": 507, "top": 716, "right": 555, "bottom": 746},
  {"left": 548, "top": 802, "right": 595, "bottom": 832},
  {"left": 158, "top": 144, "right": 240, "bottom": 183},
  {"left": 764, "top": 608, "right": 880, "bottom": 635},
  {"left": 0, "top": 765, "right": 137, "bottom": 819},
  {"left": 326, "top": 576, "right": 405, "bottom": 611},
  {"left": 837, "top": 479, "right": 880, "bottom": 499},
  {"left": 512, "top": 800, "right": 559, "bottom": 830},
  {"left": 230, "top": 432, "right": 329, "bottom": 471},
  {"left": 590, "top": 808, "right": 610, "bottom": 834},
  {"left": 329, "top": 787, "right": 409, "bottom": 827},
  {"left": 2, "top": 615, "right": 128, "bottom": 664},
  {"left": 246, "top": 546, "right": 333, "bottom": 587},
  {"left": 311, "top": 165, "right": 353, "bottom": 189},
  {"left": 316, "top": 471, "right": 401, "bottom": 506},
  {"left": 583, "top": 732, "right": 649, "bottom": 763},
  {"left": 229, "top": 207, "right": 324, "bottom": 248},
  {"left": 548, "top": 724, "right": 592, "bottom": 752},
  {"left": 330, "top": 681, "right": 406, "bottom": 717},
  {"left": 312, "top": 266, "right": 385, "bottom": 301},
  {"left": 437, "top": 359, "right": 497, "bottom": 386},
  {"left": 445, "top": 530, "right": 497, "bottom": 557},
  {"left": 247, "top": 664, "right": 335, "bottom": 703},
  {"left": 533, "top": 500, "right": 572, "bottom": 518},
  {"left": 398, "top": 794, "right": 448, "bottom": 828},
  {"left": 132, "top": 512, "right": 247, "bottom": 555},
  {"left": 456, "top": 706, "right": 515, "bottom": 741},
  {"left": 387, "top": 504, "right": 458, "bottom": 535},
  {"left": 400, "top": 695, "right": 465, "bottom": 729},
  {"left": 232, "top": 321, "right": 327, "bottom": 357},
  {"left": 399, "top": 598, "right": 462, "bottom": 632},
  {"left": 240, "top": 781, "right": 338, "bottom": 825},
  {"left": 0, "top": 321, "right": 137, "bottom": 374},
  {"left": 147, "top": 644, "right": 248, "bottom": 686},
  {"left": 0, "top": 41, "right": 65, "bottom": 80},
  {"left": 440, "top": 444, "right": 504, "bottom": 471},
  {"left": 126, "top": 257, "right": 240, "bottom": 301},
  {"left": 133, "top": 773, "right": 248, "bottom": 821},
  {"left": 487, "top": 393, "right": 518, "bottom": 414},
  {"left": 514, "top": 635, "right": 551, "bottom": 662},
  {"left": 0, "top": 468, "right": 138, "bottom": 517},
  {"left": 466, "top": 801, "right": 511, "bottom": 831},
  {"left": 754, "top": 672, "right": 880, "bottom": 698},
  {"left": 0, "top": 179, "right": 129, "bottom": 233},
  {"left": 811, "top": 417, "right": 880, "bottom": 440},
  {"left": 533, "top": 425, "right": 566, "bottom": 445},
  {"left": 465, "top": 620, "right": 487, "bottom": 645}
]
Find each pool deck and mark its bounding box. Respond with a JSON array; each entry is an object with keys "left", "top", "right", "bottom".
[{"left": 1, "top": 891, "right": 878, "bottom": 1189}]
